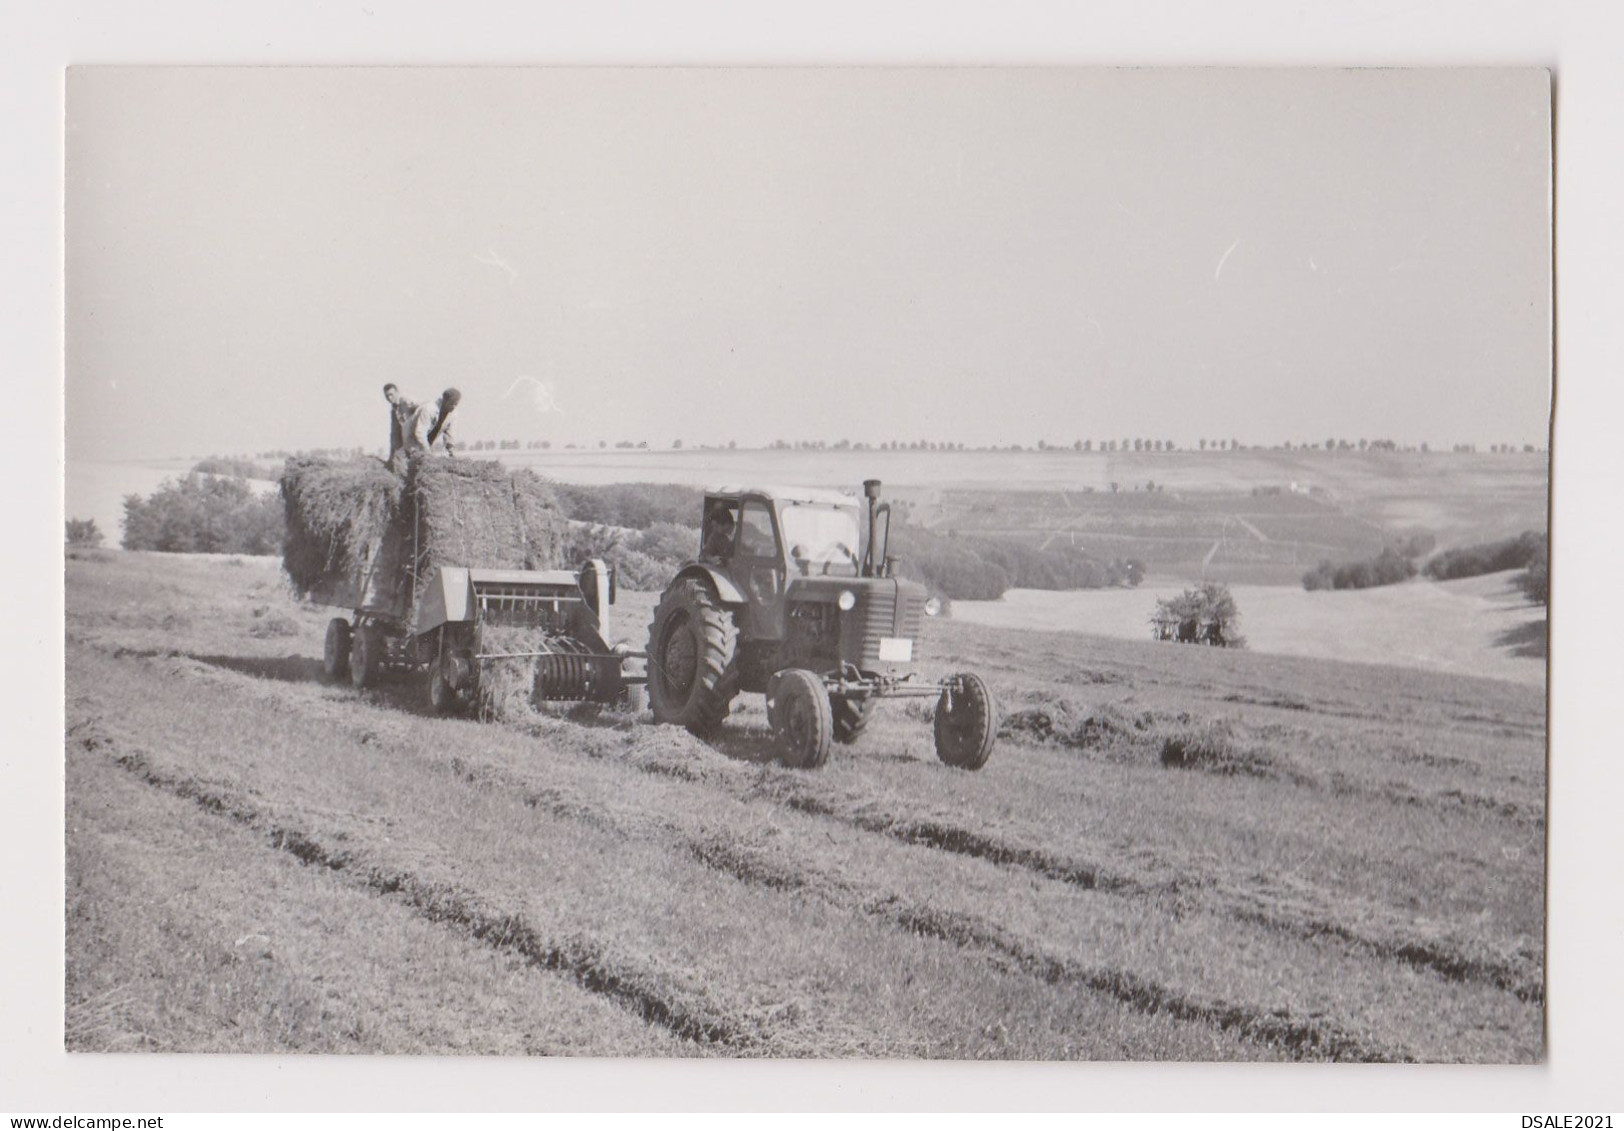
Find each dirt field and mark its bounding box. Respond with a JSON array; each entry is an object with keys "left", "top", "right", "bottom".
[{"left": 64, "top": 551, "right": 1545, "bottom": 1061}]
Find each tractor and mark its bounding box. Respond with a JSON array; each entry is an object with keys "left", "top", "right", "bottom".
[{"left": 645, "top": 479, "right": 997, "bottom": 770}]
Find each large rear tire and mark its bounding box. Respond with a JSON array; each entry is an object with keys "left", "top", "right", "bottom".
[
  {"left": 646, "top": 578, "right": 739, "bottom": 736},
  {"left": 769, "top": 669, "right": 833, "bottom": 769},
  {"left": 349, "top": 624, "right": 384, "bottom": 690},
  {"left": 324, "top": 618, "right": 352, "bottom": 681},
  {"left": 933, "top": 672, "right": 997, "bottom": 770},
  {"left": 831, "top": 694, "right": 877, "bottom": 745}
]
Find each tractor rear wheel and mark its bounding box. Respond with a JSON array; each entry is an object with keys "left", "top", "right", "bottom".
[
  {"left": 646, "top": 578, "right": 739, "bottom": 736},
  {"left": 769, "top": 669, "right": 833, "bottom": 769},
  {"left": 324, "top": 618, "right": 352, "bottom": 681},
  {"left": 933, "top": 672, "right": 997, "bottom": 770},
  {"left": 349, "top": 624, "right": 384, "bottom": 690},
  {"left": 831, "top": 694, "right": 877, "bottom": 745}
]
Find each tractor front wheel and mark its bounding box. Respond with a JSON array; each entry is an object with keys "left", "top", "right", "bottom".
[
  {"left": 324, "top": 618, "right": 352, "bottom": 681},
  {"left": 646, "top": 578, "right": 739, "bottom": 736},
  {"left": 831, "top": 694, "right": 877, "bottom": 745},
  {"left": 769, "top": 669, "right": 833, "bottom": 769},
  {"left": 933, "top": 672, "right": 997, "bottom": 771},
  {"left": 349, "top": 624, "right": 384, "bottom": 690}
]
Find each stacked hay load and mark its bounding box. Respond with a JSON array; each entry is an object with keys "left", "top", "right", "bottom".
[
  {"left": 408, "top": 460, "right": 570, "bottom": 721},
  {"left": 279, "top": 456, "right": 404, "bottom": 608},
  {"left": 408, "top": 458, "right": 566, "bottom": 586},
  {"left": 280, "top": 456, "right": 567, "bottom": 616}
]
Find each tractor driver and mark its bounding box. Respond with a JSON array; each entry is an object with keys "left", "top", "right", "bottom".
[{"left": 700, "top": 506, "right": 737, "bottom": 563}]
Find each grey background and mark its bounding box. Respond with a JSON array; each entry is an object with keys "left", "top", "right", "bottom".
[
  {"left": 66, "top": 67, "right": 1549, "bottom": 461},
  {"left": 9, "top": 0, "right": 1618, "bottom": 1114}
]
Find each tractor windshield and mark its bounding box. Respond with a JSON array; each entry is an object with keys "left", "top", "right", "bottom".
[{"left": 780, "top": 502, "right": 862, "bottom": 577}]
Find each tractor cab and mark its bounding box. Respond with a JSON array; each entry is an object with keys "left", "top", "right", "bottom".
[
  {"left": 698, "top": 486, "right": 865, "bottom": 578},
  {"left": 697, "top": 486, "right": 861, "bottom": 641}
]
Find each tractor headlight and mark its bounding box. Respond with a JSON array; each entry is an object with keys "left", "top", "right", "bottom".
[
  {"left": 837, "top": 590, "right": 857, "bottom": 611},
  {"left": 924, "top": 597, "right": 942, "bottom": 617}
]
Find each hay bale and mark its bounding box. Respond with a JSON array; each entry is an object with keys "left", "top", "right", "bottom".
[
  {"left": 279, "top": 456, "right": 404, "bottom": 600},
  {"left": 410, "top": 459, "right": 566, "bottom": 581},
  {"left": 471, "top": 624, "right": 543, "bottom": 721},
  {"left": 280, "top": 456, "right": 568, "bottom": 616}
]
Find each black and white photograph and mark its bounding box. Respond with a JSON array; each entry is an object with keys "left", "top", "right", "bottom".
[{"left": 60, "top": 64, "right": 1552, "bottom": 1068}]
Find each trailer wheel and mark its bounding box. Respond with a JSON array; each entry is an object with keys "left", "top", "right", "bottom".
[
  {"left": 646, "top": 578, "right": 738, "bottom": 736},
  {"left": 323, "top": 618, "right": 352, "bottom": 681},
  {"left": 768, "top": 669, "right": 832, "bottom": 769},
  {"left": 350, "top": 624, "right": 383, "bottom": 690},
  {"left": 933, "top": 672, "right": 997, "bottom": 771},
  {"left": 615, "top": 672, "right": 648, "bottom": 715},
  {"left": 428, "top": 659, "right": 460, "bottom": 714},
  {"left": 831, "top": 694, "right": 877, "bottom": 745}
]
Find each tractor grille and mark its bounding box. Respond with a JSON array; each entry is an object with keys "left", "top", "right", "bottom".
[{"left": 846, "top": 584, "right": 924, "bottom": 668}]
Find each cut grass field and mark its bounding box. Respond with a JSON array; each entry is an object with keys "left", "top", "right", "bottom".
[{"left": 64, "top": 552, "right": 1545, "bottom": 1061}]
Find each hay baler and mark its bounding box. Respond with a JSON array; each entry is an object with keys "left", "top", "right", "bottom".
[{"left": 321, "top": 557, "right": 646, "bottom": 715}]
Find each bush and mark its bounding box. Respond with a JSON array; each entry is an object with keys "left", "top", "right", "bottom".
[
  {"left": 1517, "top": 557, "right": 1548, "bottom": 606},
  {"left": 123, "top": 475, "right": 285, "bottom": 555},
  {"left": 1151, "top": 582, "right": 1244, "bottom": 647},
  {"left": 891, "top": 517, "right": 1140, "bottom": 602},
  {"left": 1389, "top": 532, "right": 1437, "bottom": 559},
  {"left": 66, "top": 517, "right": 104, "bottom": 548},
  {"left": 1302, "top": 546, "right": 1417, "bottom": 591},
  {"left": 558, "top": 521, "right": 693, "bottom": 592},
  {"left": 1424, "top": 530, "right": 1548, "bottom": 581},
  {"left": 553, "top": 483, "right": 704, "bottom": 529},
  {"left": 629, "top": 522, "right": 699, "bottom": 563}
]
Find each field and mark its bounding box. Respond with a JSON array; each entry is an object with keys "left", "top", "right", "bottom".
[
  {"left": 65, "top": 551, "right": 1546, "bottom": 1061},
  {"left": 956, "top": 571, "right": 1546, "bottom": 687}
]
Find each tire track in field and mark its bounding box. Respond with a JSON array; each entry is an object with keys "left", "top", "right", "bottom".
[
  {"left": 631, "top": 749, "right": 1544, "bottom": 1006},
  {"left": 688, "top": 838, "right": 1408, "bottom": 1062},
  {"left": 435, "top": 744, "right": 1413, "bottom": 1061},
  {"left": 72, "top": 722, "right": 760, "bottom": 1052},
  {"left": 84, "top": 638, "right": 1545, "bottom": 1007}
]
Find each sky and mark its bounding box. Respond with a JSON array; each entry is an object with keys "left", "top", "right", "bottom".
[{"left": 64, "top": 67, "right": 1552, "bottom": 462}]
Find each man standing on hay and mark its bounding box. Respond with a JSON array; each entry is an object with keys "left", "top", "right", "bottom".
[
  {"left": 403, "top": 387, "right": 461, "bottom": 462},
  {"left": 383, "top": 383, "right": 419, "bottom": 471}
]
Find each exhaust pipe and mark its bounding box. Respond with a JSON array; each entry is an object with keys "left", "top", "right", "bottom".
[{"left": 863, "top": 479, "right": 883, "bottom": 578}]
